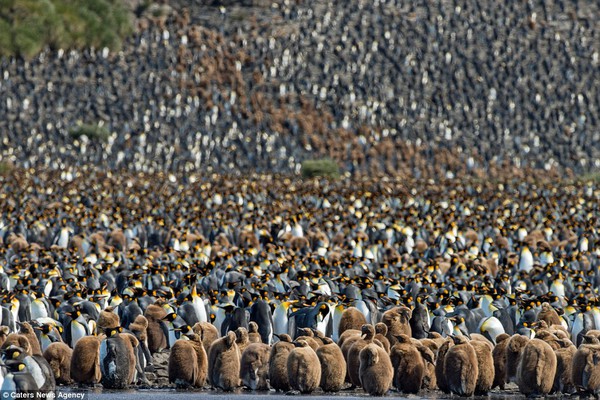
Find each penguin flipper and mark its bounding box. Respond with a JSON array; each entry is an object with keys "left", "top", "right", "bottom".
[{"left": 159, "top": 321, "right": 170, "bottom": 348}]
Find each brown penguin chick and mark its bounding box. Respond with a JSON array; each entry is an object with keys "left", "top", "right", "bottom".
[
  {"left": 120, "top": 332, "right": 139, "bottom": 384},
  {"left": 471, "top": 338, "right": 494, "bottom": 395},
  {"left": 235, "top": 327, "right": 250, "bottom": 355},
  {"left": 316, "top": 337, "right": 347, "bottom": 392},
  {"left": 144, "top": 304, "right": 168, "bottom": 353},
  {"left": 169, "top": 334, "right": 208, "bottom": 388},
  {"left": 506, "top": 334, "right": 530, "bottom": 383},
  {"left": 296, "top": 337, "right": 320, "bottom": 352},
  {"left": 359, "top": 343, "right": 394, "bottom": 396},
  {"left": 492, "top": 333, "right": 510, "bottom": 389},
  {"left": 582, "top": 330, "right": 600, "bottom": 340},
  {"left": 43, "top": 342, "right": 73, "bottom": 384},
  {"left": 516, "top": 338, "right": 557, "bottom": 396},
  {"left": 0, "top": 326, "right": 10, "bottom": 346},
  {"left": 192, "top": 321, "right": 219, "bottom": 354},
  {"left": 470, "top": 333, "right": 494, "bottom": 350},
  {"left": 444, "top": 336, "right": 479, "bottom": 397},
  {"left": 381, "top": 306, "right": 412, "bottom": 346},
  {"left": 337, "top": 329, "right": 361, "bottom": 348},
  {"left": 390, "top": 334, "right": 424, "bottom": 393},
  {"left": 269, "top": 334, "right": 295, "bottom": 392},
  {"left": 553, "top": 342, "right": 576, "bottom": 394},
  {"left": 190, "top": 333, "right": 209, "bottom": 388},
  {"left": 374, "top": 323, "right": 391, "bottom": 353},
  {"left": 338, "top": 307, "right": 368, "bottom": 338},
  {"left": 435, "top": 338, "right": 453, "bottom": 393},
  {"left": 129, "top": 315, "right": 149, "bottom": 342},
  {"left": 208, "top": 331, "right": 240, "bottom": 391},
  {"left": 535, "top": 330, "right": 570, "bottom": 350},
  {"left": 247, "top": 322, "right": 262, "bottom": 344},
  {"left": 347, "top": 324, "right": 378, "bottom": 387},
  {"left": 427, "top": 331, "right": 447, "bottom": 348},
  {"left": 2, "top": 333, "right": 32, "bottom": 355},
  {"left": 71, "top": 335, "right": 102, "bottom": 385},
  {"left": 169, "top": 338, "right": 199, "bottom": 388},
  {"left": 414, "top": 340, "right": 437, "bottom": 389},
  {"left": 537, "top": 302, "right": 562, "bottom": 326},
  {"left": 419, "top": 338, "right": 439, "bottom": 389},
  {"left": 240, "top": 343, "right": 270, "bottom": 390},
  {"left": 18, "top": 322, "right": 42, "bottom": 356},
  {"left": 107, "top": 229, "right": 127, "bottom": 252},
  {"left": 549, "top": 326, "right": 571, "bottom": 341},
  {"left": 287, "top": 340, "right": 321, "bottom": 394},
  {"left": 310, "top": 328, "right": 328, "bottom": 346},
  {"left": 96, "top": 308, "right": 121, "bottom": 335},
  {"left": 571, "top": 334, "right": 600, "bottom": 395}
]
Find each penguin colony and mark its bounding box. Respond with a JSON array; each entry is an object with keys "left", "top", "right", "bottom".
[
  {"left": 1, "top": 0, "right": 600, "bottom": 178},
  {"left": 0, "top": 170, "right": 599, "bottom": 397}
]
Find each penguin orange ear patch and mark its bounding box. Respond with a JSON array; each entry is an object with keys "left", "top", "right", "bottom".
[
  {"left": 13, "top": 351, "right": 20, "bottom": 358},
  {"left": 18, "top": 363, "right": 25, "bottom": 371}
]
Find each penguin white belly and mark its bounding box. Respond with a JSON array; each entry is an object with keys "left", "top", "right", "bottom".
[
  {"left": 31, "top": 301, "right": 48, "bottom": 320},
  {"left": 571, "top": 314, "right": 584, "bottom": 344},
  {"left": 71, "top": 322, "right": 88, "bottom": 347},
  {"left": 1, "top": 374, "right": 16, "bottom": 393},
  {"left": 57, "top": 229, "right": 70, "bottom": 248},
  {"left": 318, "top": 283, "right": 332, "bottom": 296},
  {"left": 193, "top": 298, "right": 207, "bottom": 323},
  {"left": 355, "top": 300, "right": 370, "bottom": 322},
  {"left": 44, "top": 281, "right": 53, "bottom": 297},
  {"left": 272, "top": 306, "right": 289, "bottom": 336},
  {"left": 168, "top": 328, "right": 177, "bottom": 347},
  {"left": 41, "top": 335, "right": 53, "bottom": 352},
  {"left": 316, "top": 313, "right": 330, "bottom": 336},
  {"left": 24, "top": 358, "right": 46, "bottom": 388},
  {"left": 593, "top": 311, "right": 600, "bottom": 332},
  {"left": 332, "top": 307, "right": 343, "bottom": 342},
  {"left": 99, "top": 340, "right": 110, "bottom": 377},
  {"left": 518, "top": 252, "right": 533, "bottom": 272},
  {"left": 213, "top": 309, "right": 225, "bottom": 334},
  {"left": 549, "top": 281, "right": 565, "bottom": 299}
]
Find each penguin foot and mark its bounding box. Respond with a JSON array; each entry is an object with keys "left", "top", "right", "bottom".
[
  {"left": 145, "top": 363, "right": 156, "bottom": 372},
  {"left": 285, "top": 390, "right": 301, "bottom": 395}
]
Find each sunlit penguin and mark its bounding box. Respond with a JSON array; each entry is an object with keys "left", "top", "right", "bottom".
[
  {"left": 65, "top": 309, "right": 90, "bottom": 349},
  {"left": 518, "top": 245, "right": 534, "bottom": 272}
]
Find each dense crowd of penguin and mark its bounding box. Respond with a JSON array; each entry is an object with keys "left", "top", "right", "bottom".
[
  {"left": 0, "top": 0, "right": 599, "bottom": 177},
  {"left": 0, "top": 168, "right": 598, "bottom": 397}
]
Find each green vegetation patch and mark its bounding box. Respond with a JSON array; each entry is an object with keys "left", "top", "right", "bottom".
[
  {"left": 69, "top": 123, "right": 111, "bottom": 142},
  {"left": 0, "top": 0, "right": 133, "bottom": 59},
  {"left": 301, "top": 158, "right": 340, "bottom": 179}
]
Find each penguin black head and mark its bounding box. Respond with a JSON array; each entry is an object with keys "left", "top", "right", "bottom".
[
  {"left": 105, "top": 326, "right": 123, "bottom": 337},
  {"left": 175, "top": 325, "right": 193, "bottom": 336},
  {"left": 2, "top": 346, "right": 25, "bottom": 361},
  {"left": 34, "top": 324, "right": 53, "bottom": 335},
  {"left": 3, "top": 359, "right": 27, "bottom": 373},
  {"left": 318, "top": 302, "right": 329, "bottom": 317},
  {"left": 67, "top": 309, "right": 82, "bottom": 319},
  {"left": 162, "top": 313, "right": 178, "bottom": 323}
]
